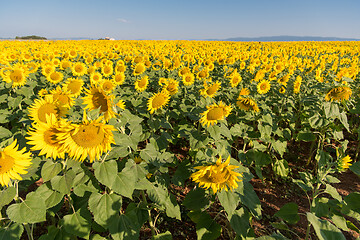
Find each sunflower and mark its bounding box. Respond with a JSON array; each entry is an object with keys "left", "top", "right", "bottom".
[
  {"left": 100, "top": 79, "right": 116, "bottom": 93},
  {"left": 257, "top": 80, "right": 271, "bottom": 94},
  {"left": 200, "top": 101, "right": 232, "bottom": 127},
  {"left": 26, "top": 114, "right": 65, "bottom": 160},
  {"left": 41, "top": 64, "right": 55, "bottom": 76},
  {"left": 239, "top": 88, "right": 250, "bottom": 96},
  {"left": 49, "top": 86, "right": 74, "bottom": 109},
  {"left": 279, "top": 86, "right": 286, "bottom": 94},
  {"left": 101, "top": 64, "right": 113, "bottom": 77},
  {"left": 90, "top": 72, "right": 102, "bottom": 85},
  {"left": 72, "top": 62, "right": 87, "bottom": 76},
  {"left": 63, "top": 77, "right": 84, "bottom": 97},
  {"left": 134, "top": 76, "right": 149, "bottom": 92},
  {"left": 293, "top": 76, "right": 302, "bottom": 94},
  {"left": 57, "top": 113, "right": 115, "bottom": 162},
  {"left": 147, "top": 91, "right": 170, "bottom": 114},
  {"left": 229, "top": 73, "right": 242, "bottom": 88},
  {"left": 163, "top": 78, "right": 179, "bottom": 95},
  {"left": 182, "top": 72, "right": 195, "bottom": 86},
  {"left": 7, "top": 66, "right": 27, "bottom": 88},
  {"left": 0, "top": 139, "right": 32, "bottom": 186},
  {"left": 46, "top": 71, "right": 63, "bottom": 84},
  {"left": 200, "top": 81, "right": 221, "bottom": 98},
  {"left": 237, "top": 96, "right": 259, "bottom": 112},
  {"left": 277, "top": 74, "right": 290, "bottom": 86},
  {"left": 133, "top": 62, "right": 146, "bottom": 76},
  {"left": 191, "top": 156, "right": 242, "bottom": 194},
  {"left": 337, "top": 155, "right": 352, "bottom": 172},
  {"left": 28, "top": 96, "right": 67, "bottom": 124},
  {"left": 83, "top": 86, "right": 116, "bottom": 121},
  {"left": 112, "top": 72, "right": 125, "bottom": 85},
  {"left": 325, "top": 86, "right": 352, "bottom": 102}
]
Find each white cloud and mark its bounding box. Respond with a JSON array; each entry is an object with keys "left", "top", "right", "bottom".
[{"left": 117, "top": 18, "right": 129, "bottom": 23}]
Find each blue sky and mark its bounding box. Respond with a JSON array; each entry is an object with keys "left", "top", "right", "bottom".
[{"left": 1, "top": 0, "right": 359, "bottom": 40}]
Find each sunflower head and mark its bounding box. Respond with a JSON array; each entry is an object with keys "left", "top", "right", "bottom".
[
  {"left": 83, "top": 85, "right": 116, "bottom": 121},
  {"left": 257, "top": 80, "right": 271, "bottom": 94},
  {"left": 147, "top": 91, "right": 170, "bottom": 114},
  {"left": 63, "top": 77, "right": 84, "bottom": 97},
  {"left": 0, "top": 139, "right": 32, "bottom": 186},
  {"left": 237, "top": 96, "right": 259, "bottom": 112},
  {"left": 200, "top": 101, "right": 232, "bottom": 127},
  {"left": 135, "top": 76, "right": 149, "bottom": 92},
  {"left": 325, "top": 86, "right": 352, "bottom": 102},
  {"left": 191, "top": 156, "right": 242, "bottom": 194},
  {"left": 337, "top": 155, "right": 352, "bottom": 172},
  {"left": 28, "top": 96, "right": 67, "bottom": 124}
]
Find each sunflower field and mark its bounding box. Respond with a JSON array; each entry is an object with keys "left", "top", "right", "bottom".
[{"left": 0, "top": 40, "right": 360, "bottom": 239}]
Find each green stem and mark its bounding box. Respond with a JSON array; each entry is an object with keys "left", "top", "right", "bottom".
[
  {"left": 306, "top": 140, "right": 316, "bottom": 166},
  {"left": 305, "top": 222, "right": 311, "bottom": 240},
  {"left": 141, "top": 191, "right": 156, "bottom": 237},
  {"left": 24, "top": 224, "right": 34, "bottom": 240}
]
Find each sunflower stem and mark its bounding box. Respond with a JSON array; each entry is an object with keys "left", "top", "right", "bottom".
[
  {"left": 24, "top": 223, "right": 34, "bottom": 240},
  {"left": 141, "top": 190, "right": 156, "bottom": 237}
]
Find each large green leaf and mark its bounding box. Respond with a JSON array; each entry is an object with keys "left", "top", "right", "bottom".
[
  {"left": 35, "top": 184, "right": 64, "bottom": 209},
  {"left": 63, "top": 211, "right": 91, "bottom": 239},
  {"left": 183, "top": 188, "right": 209, "bottom": 211},
  {"left": 146, "top": 180, "right": 168, "bottom": 205},
  {"left": 111, "top": 163, "right": 136, "bottom": 199},
  {"left": 93, "top": 160, "right": 118, "bottom": 188},
  {"left": 274, "top": 202, "right": 299, "bottom": 224},
  {"left": 188, "top": 210, "right": 221, "bottom": 240},
  {"left": 0, "top": 126, "right": 12, "bottom": 139},
  {"left": 0, "top": 187, "right": 16, "bottom": 209},
  {"left": 235, "top": 181, "right": 262, "bottom": 219},
  {"left": 217, "top": 189, "right": 240, "bottom": 216},
  {"left": 0, "top": 223, "right": 24, "bottom": 240},
  {"left": 109, "top": 214, "right": 139, "bottom": 240},
  {"left": 164, "top": 194, "right": 181, "bottom": 220},
  {"left": 50, "top": 169, "right": 76, "bottom": 194},
  {"left": 228, "top": 207, "right": 251, "bottom": 238},
  {"left": 88, "top": 192, "right": 122, "bottom": 227},
  {"left": 307, "top": 212, "right": 345, "bottom": 240},
  {"left": 6, "top": 191, "right": 46, "bottom": 224},
  {"left": 41, "top": 161, "right": 62, "bottom": 182}
]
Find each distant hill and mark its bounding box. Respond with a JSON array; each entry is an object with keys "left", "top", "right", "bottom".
[{"left": 217, "top": 35, "right": 360, "bottom": 42}]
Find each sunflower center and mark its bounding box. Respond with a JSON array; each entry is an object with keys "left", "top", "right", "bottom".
[
  {"left": 53, "top": 94, "right": 70, "bottom": 106},
  {"left": 203, "top": 169, "right": 227, "bottom": 184},
  {"left": 152, "top": 95, "right": 166, "bottom": 108},
  {"left": 0, "top": 152, "right": 15, "bottom": 174},
  {"left": 44, "top": 128, "right": 61, "bottom": 146},
  {"left": 72, "top": 125, "right": 105, "bottom": 148},
  {"left": 67, "top": 81, "right": 81, "bottom": 94},
  {"left": 10, "top": 70, "right": 23, "bottom": 83},
  {"left": 260, "top": 83, "right": 268, "bottom": 90},
  {"left": 92, "top": 92, "right": 108, "bottom": 112},
  {"left": 166, "top": 84, "right": 176, "bottom": 92},
  {"left": 38, "top": 103, "right": 58, "bottom": 123},
  {"left": 102, "top": 82, "right": 113, "bottom": 91},
  {"left": 207, "top": 107, "right": 224, "bottom": 121},
  {"left": 138, "top": 78, "right": 147, "bottom": 88},
  {"left": 206, "top": 85, "right": 217, "bottom": 95},
  {"left": 75, "top": 65, "right": 83, "bottom": 73}
]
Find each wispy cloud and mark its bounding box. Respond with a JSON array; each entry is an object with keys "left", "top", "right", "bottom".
[{"left": 117, "top": 18, "right": 130, "bottom": 23}]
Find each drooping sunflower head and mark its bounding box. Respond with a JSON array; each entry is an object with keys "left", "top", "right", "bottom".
[
  {"left": 0, "top": 139, "right": 32, "bottom": 186},
  {"left": 293, "top": 76, "right": 302, "bottom": 94},
  {"left": 135, "top": 76, "right": 149, "bottom": 92},
  {"left": 133, "top": 62, "right": 146, "bottom": 76},
  {"left": 191, "top": 156, "right": 242, "bottom": 194},
  {"left": 147, "top": 91, "right": 170, "bottom": 114},
  {"left": 257, "top": 80, "right": 271, "bottom": 94},
  {"left": 163, "top": 78, "right": 179, "bottom": 95},
  {"left": 28, "top": 96, "right": 67, "bottom": 124},
  {"left": 325, "top": 86, "right": 352, "bottom": 102},
  {"left": 239, "top": 88, "right": 250, "bottom": 96},
  {"left": 236, "top": 96, "right": 259, "bottom": 112},
  {"left": 200, "top": 81, "right": 221, "bottom": 98},
  {"left": 57, "top": 115, "right": 115, "bottom": 162},
  {"left": 83, "top": 85, "right": 116, "bottom": 121},
  {"left": 200, "top": 101, "right": 232, "bottom": 127},
  {"left": 49, "top": 86, "right": 74, "bottom": 109}
]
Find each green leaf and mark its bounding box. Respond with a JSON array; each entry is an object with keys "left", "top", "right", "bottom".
[
  {"left": 297, "top": 131, "right": 316, "bottom": 142},
  {"left": 188, "top": 211, "right": 222, "bottom": 240},
  {"left": 307, "top": 212, "right": 346, "bottom": 240},
  {"left": 6, "top": 191, "right": 46, "bottom": 223},
  {"left": 146, "top": 180, "right": 168, "bottom": 205},
  {"left": 324, "top": 102, "right": 340, "bottom": 119},
  {"left": 217, "top": 190, "right": 240, "bottom": 216},
  {"left": 272, "top": 159, "right": 289, "bottom": 177},
  {"left": 0, "top": 187, "right": 16, "bottom": 209},
  {"left": 41, "top": 161, "right": 62, "bottom": 182},
  {"left": 153, "top": 231, "right": 172, "bottom": 240},
  {"left": 35, "top": 184, "right": 64, "bottom": 209},
  {"left": 88, "top": 192, "right": 122, "bottom": 227},
  {"left": 235, "top": 181, "right": 262, "bottom": 219},
  {"left": 125, "top": 203, "right": 149, "bottom": 229},
  {"left": 330, "top": 214, "right": 348, "bottom": 231},
  {"left": 0, "top": 223, "right": 24, "bottom": 240},
  {"left": 164, "top": 194, "right": 181, "bottom": 220},
  {"left": 246, "top": 150, "right": 271, "bottom": 167},
  {"left": 63, "top": 211, "right": 91, "bottom": 239},
  {"left": 325, "top": 184, "right": 342, "bottom": 202},
  {"left": 271, "top": 140, "right": 287, "bottom": 157},
  {"left": 111, "top": 164, "right": 136, "bottom": 199},
  {"left": 93, "top": 160, "right": 118, "bottom": 187},
  {"left": 50, "top": 169, "right": 76, "bottom": 194},
  {"left": 274, "top": 202, "right": 299, "bottom": 224},
  {"left": 309, "top": 113, "right": 324, "bottom": 128},
  {"left": 183, "top": 188, "right": 209, "bottom": 211},
  {"left": 140, "top": 138, "right": 160, "bottom": 161},
  {"left": 0, "top": 126, "right": 12, "bottom": 139},
  {"left": 109, "top": 214, "right": 139, "bottom": 240},
  {"left": 189, "top": 131, "right": 209, "bottom": 150},
  {"left": 228, "top": 208, "right": 251, "bottom": 238},
  {"left": 339, "top": 111, "right": 349, "bottom": 132},
  {"left": 350, "top": 161, "right": 360, "bottom": 177}
]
